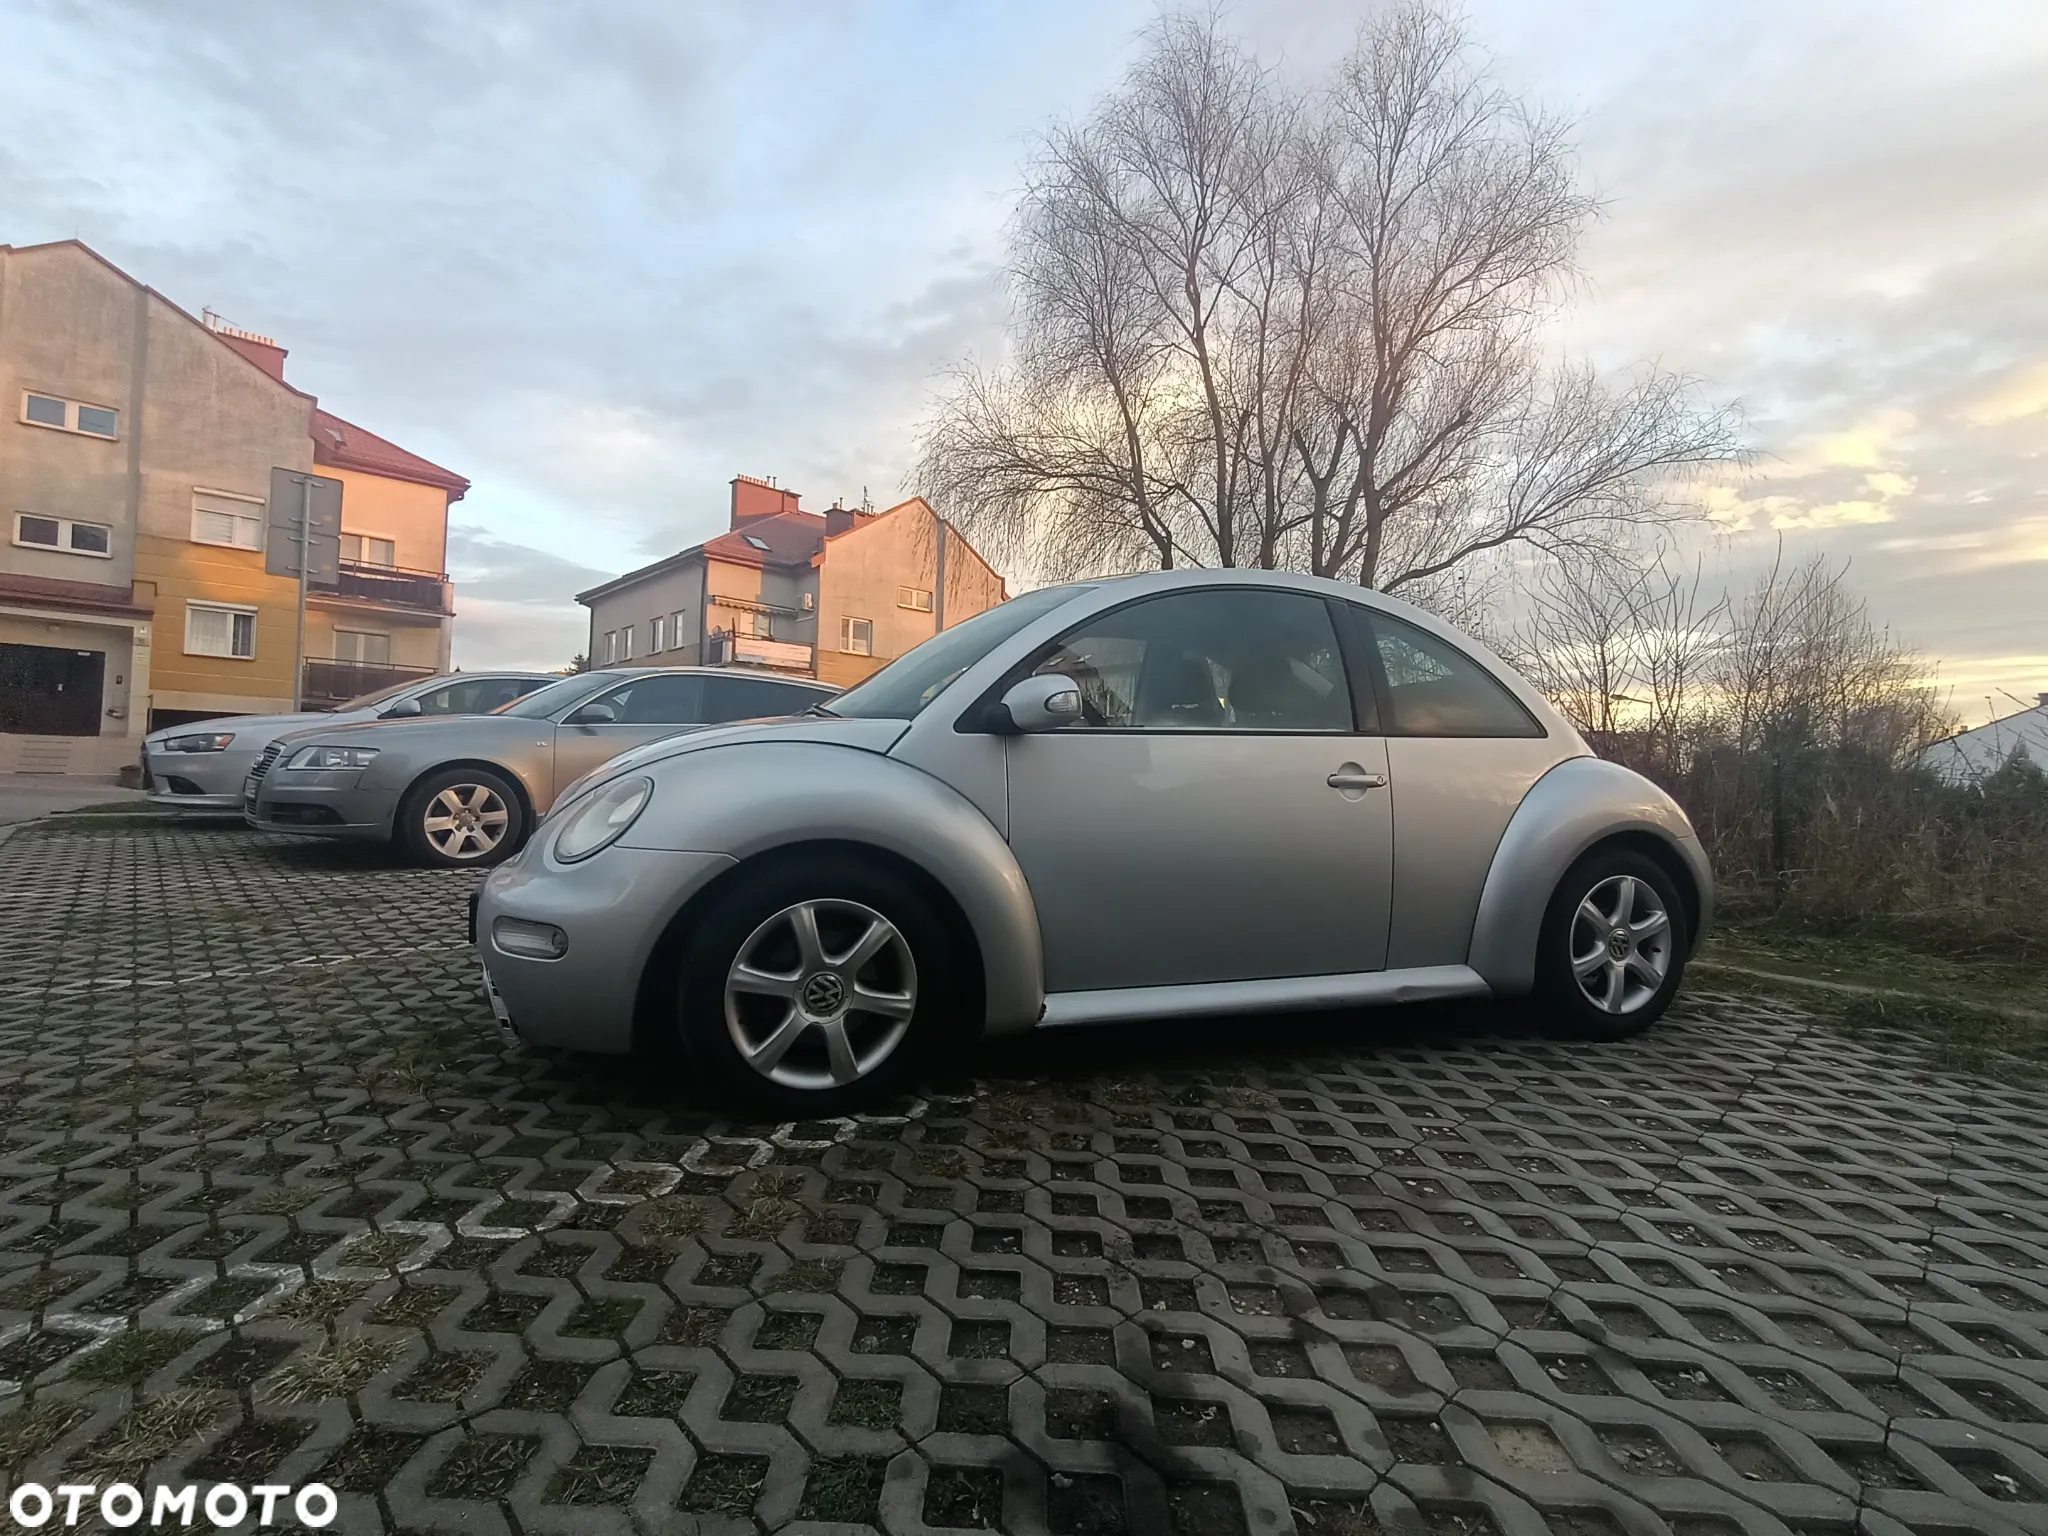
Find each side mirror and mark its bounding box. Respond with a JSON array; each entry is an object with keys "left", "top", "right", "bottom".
[
  {"left": 380, "top": 697, "right": 423, "bottom": 719},
  {"left": 995, "top": 674, "right": 1084, "bottom": 734},
  {"left": 568, "top": 701, "right": 619, "bottom": 726}
]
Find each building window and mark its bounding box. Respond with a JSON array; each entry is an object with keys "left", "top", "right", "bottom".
[
  {"left": 333, "top": 629, "right": 392, "bottom": 664},
  {"left": 186, "top": 602, "right": 256, "bottom": 660},
  {"left": 650, "top": 615, "right": 665, "bottom": 652},
  {"left": 603, "top": 630, "right": 617, "bottom": 664},
  {"left": 672, "top": 610, "right": 688, "bottom": 649},
  {"left": 619, "top": 625, "right": 634, "bottom": 661},
  {"left": 191, "top": 489, "right": 264, "bottom": 550},
  {"left": 898, "top": 586, "right": 933, "bottom": 612},
  {"left": 13, "top": 512, "right": 113, "bottom": 559},
  {"left": 340, "top": 533, "right": 396, "bottom": 567},
  {"left": 839, "top": 616, "right": 873, "bottom": 656},
  {"left": 20, "top": 391, "right": 119, "bottom": 439}
]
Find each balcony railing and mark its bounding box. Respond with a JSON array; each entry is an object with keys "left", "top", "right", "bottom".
[
  {"left": 301, "top": 658, "right": 436, "bottom": 708},
  {"left": 321, "top": 561, "right": 452, "bottom": 614}
]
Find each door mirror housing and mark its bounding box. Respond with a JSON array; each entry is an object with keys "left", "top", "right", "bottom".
[
  {"left": 567, "top": 701, "right": 619, "bottom": 726},
  {"left": 994, "top": 674, "right": 1083, "bottom": 734},
  {"left": 379, "top": 696, "right": 423, "bottom": 719}
]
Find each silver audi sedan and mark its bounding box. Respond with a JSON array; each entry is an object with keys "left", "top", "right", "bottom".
[
  {"left": 476, "top": 569, "right": 1713, "bottom": 1114},
  {"left": 141, "top": 671, "right": 555, "bottom": 810},
  {"left": 244, "top": 666, "right": 837, "bottom": 867}
]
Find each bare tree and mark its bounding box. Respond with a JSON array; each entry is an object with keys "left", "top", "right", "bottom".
[{"left": 919, "top": 3, "right": 1742, "bottom": 593}]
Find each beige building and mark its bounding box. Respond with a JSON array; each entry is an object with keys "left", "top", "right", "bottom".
[
  {"left": 0, "top": 240, "right": 466, "bottom": 772},
  {"left": 578, "top": 475, "right": 1007, "bottom": 688}
]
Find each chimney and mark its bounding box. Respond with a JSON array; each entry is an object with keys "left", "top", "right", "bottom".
[
  {"left": 2037, "top": 692, "right": 2048, "bottom": 709},
  {"left": 825, "top": 497, "right": 856, "bottom": 538},
  {"left": 730, "top": 473, "right": 801, "bottom": 528},
  {"left": 204, "top": 310, "right": 288, "bottom": 380}
]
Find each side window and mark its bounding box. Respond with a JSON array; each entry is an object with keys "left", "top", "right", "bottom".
[
  {"left": 1369, "top": 611, "right": 1542, "bottom": 738},
  {"left": 701, "top": 675, "right": 822, "bottom": 723},
  {"left": 1030, "top": 589, "right": 1353, "bottom": 732},
  {"left": 416, "top": 679, "right": 491, "bottom": 715},
  {"left": 594, "top": 673, "right": 705, "bottom": 724}
]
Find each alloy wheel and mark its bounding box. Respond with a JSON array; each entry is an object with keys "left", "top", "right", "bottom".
[
  {"left": 723, "top": 899, "right": 917, "bottom": 1091},
  {"left": 422, "top": 784, "right": 510, "bottom": 860},
  {"left": 1569, "top": 873, "right": 1673, "bottom": 1015}
]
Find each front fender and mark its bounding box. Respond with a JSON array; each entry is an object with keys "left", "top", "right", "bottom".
[
  {"left": 1467, "top": 757, "right": 1714, "bottom": 995},
  {"left": 614, "top": 741, "right": 1045, "bottom": 1034}
]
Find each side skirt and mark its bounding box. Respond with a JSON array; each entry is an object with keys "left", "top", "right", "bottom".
[{"left": 1037, "top": 965, "right": 1492, "bottom": 1029}]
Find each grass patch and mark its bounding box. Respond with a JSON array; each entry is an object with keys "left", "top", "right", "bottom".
[
  {"left": 268, "top": 1279, "right": 369, "bottom": 1326},
  {"left": 828, "top": 1378, "right": 902, "bottom": 1429},
  {"left": 681, "top": 1452, "right": 768, "bottom": 1515},
  {"left": 244, "top": 1181, "right": 339, "bottom": 1214},
  {"left": 340, "top": 1232, "right": 420, "bottom": 1270},
  {"left": 1698, "top": 927, "right": 2048, "bottom": 1082},
  {"left": 798, "top": 1456, "right": 887, "bottom": 1524},
  {"left": 0, "top": 1272, "right": 83, "bottom": 1313},
  {"left": 81, "top": 1389, "right": 224, "bottom": 1480},
  {"left": 268, "top": 1333, "right": 403, "bottom": 1403},
  {"left": 634, "top": 1193, "right": 706, "bottom": 1245},
  {"left": 547, "top": 1445, "right": 654, "bottom": 1504},
  {"left": 729, "top": 1193, "right": 801, "bottom": 1242},
  {"left": 70, "top": 1328, "right": 191, "bottom": 1385},
  {"left": 766, "top": 1258, "right": 843, "bottom": 1295},
  {"left": 0, "top": 1399, "right": 91, "bottom": 1471}
]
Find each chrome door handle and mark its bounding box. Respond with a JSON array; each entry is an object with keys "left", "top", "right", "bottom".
[{"left": 1326, "top": 768, "right": 1387, "bottom": 790}]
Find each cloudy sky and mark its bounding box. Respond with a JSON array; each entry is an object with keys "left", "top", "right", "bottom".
[{"left": 4, "top": 0, "right": 2043, "bottom": 718}]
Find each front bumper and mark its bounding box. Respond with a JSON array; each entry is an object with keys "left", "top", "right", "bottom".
[
  {"left": 143, "top": 745, "right": 265, "bottom": 808},
  {"left": 244, "top": 772, "right": 399, "bottom": 840},
  {"left": 476, "top": 843, "right": 735, "bottom": 1055}
]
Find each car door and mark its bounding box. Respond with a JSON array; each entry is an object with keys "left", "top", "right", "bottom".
[
  {"left": 1003, "top": 586, "right": 1394, "bottom": 994},
  {"left": 548, "top": 673, "right": 707, "bottom": 798},
  {"left": 1353, "top": 605, "right": 1570, "bottom": 968}
]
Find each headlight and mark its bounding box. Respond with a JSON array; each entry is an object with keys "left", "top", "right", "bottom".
[
  {"left": 553, "top": 776, "right": 653, "bottom": 862},
  {"left": 161, "top": 732, "right": 234, "bottom": 753},
  {"left": 286, "top": 745, "right": 379, "bottom": 770}
]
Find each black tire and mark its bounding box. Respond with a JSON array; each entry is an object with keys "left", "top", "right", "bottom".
[
  {"left": 1533, "top": 846, "right": 1689, "bottom": 1041},
  {"left": 675, "top": 854, "right": 962, "bottom": 1115},
  {"left": 398, "top": 765, "right": 527, "bottom": 869}
]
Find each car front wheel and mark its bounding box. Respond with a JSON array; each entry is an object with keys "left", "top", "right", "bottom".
[
  {"left": 399, "top": 766, "right": 526, "bottom": 868},
  {"left": 675, "top": 855, "right": 959, "bottom": 1114},
  {"left": 1533, "top": 847, "right": 1688, "bottom": 1040}
]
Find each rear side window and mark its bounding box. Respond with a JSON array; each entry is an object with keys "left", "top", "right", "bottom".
[
  {"left": 1368, "top": 611, "right": 1542, "bottom": 738},
  {"left": 702, "top": 675, "right": 829, "bottom": 722},
  {"left": 594, "top": 673, "right": 706, "bottom": 724}
]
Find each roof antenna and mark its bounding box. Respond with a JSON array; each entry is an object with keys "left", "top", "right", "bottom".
[{"left": 861, "top": 486, "right": 873, "bottom": 515}]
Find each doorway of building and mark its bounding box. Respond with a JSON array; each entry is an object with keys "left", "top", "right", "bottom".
[{"left": 0, "top": 643, "right": 106, "bottom": 735}]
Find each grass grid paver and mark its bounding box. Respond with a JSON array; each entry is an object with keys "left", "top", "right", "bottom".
[{"left": 1, "top": 818, "right": 2045, "bottom": 1535}]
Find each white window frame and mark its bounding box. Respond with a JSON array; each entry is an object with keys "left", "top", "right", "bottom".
[
  {"left": 12, "top": 512, "right": 113, "bottom": 560},
  {"left": 191, "top": 488, "right": 265, "bottom": 551},
  {"left": 185, "top": 601, "right": 257, "bottom": 660},
  {"left": 619, "top": 624, "right": 635, "bottom": 661},
  {"left": 672, "top": 610, "right": 688, "bottom": 649},
  {"left": 332, "top": 628, "right": 392, "bottom": 664},
  {"left": 20, "top": 390, "right": 120, "bottom": 440},
  {"left": 897, "top": 586, "right": 933, "bottom": 612},
  {"left": 839, "top": 615, "right": 873, "bottom": 656},
  {"left": 340, "top": 531, "right": 397, "bottom": 568},
  {"left": 603, "top": 630, "right": 617, "bottom": 664},
  {"left": 649, "top": 615, "right": 665, "bottom": 652}
]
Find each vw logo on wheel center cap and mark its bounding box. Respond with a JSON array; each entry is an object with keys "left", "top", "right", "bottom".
[
  {"left": 1607, "top": 928, "right": 1631, "bottom": 960},
  {"left": 801, "top": 972, "right": 846, "bottom": 1015}
]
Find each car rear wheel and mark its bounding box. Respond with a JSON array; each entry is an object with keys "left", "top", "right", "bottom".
[
  {"left": 675, "top": 856, "right": 959, "bottom": 1114},
  {"left": 1533, "top": 847, "right": 1688, "bottom": 1040},
  {"left": 399, "top": 766, "right": 526, "bottom": 868}
]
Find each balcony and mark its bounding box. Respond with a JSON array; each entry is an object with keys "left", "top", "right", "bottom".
[
  {"left": 301, "top": 658, "right": 435, "bottom": 708},
  {"left": 318, "top": 561, "right": 452, "bottom": 615}
]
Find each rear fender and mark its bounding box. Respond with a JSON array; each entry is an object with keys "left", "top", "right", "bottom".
[{"left": 1467, "top": 757, "right": 1713, "bottom": 995}]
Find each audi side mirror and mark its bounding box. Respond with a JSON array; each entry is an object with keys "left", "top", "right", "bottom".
[
  {"left": 568, "top": 701, "right": 619, "bottom": 726},
  {"left": 995, "top": 675, "right": 1083, "bottom": 734},
  {"left": 380, "top": 697, "right": 423, "bottom": 719}
]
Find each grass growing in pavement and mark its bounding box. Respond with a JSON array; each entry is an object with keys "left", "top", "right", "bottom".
[
  {"left": 70, "top": 1329, "right": 191, "bottom": 1385},
  {"left": 81, "top": 1389, "right": 225, "bottom": 1480},
  {"left": 268, "top": 1334, "right": 403, "bottom": 1403},
  {"left": 0, "top": 1400, "right": 91, "bottom": 1472}
]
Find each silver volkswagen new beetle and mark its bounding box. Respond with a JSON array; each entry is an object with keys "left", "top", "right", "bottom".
[{"left": 476, "top": 569, "right": 1712, "bottom": 1112}]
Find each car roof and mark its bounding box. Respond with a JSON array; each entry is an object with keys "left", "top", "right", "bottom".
[{"left": 580, "top": 666, "right": 841, "bottom": 692}]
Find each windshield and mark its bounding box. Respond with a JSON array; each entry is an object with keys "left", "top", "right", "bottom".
[
  {"left": 827, "top": 585, "right": 1095, "bottom": 719},
  {"left": 332, "top": 677, "right": 438, "bottom": 712},
  {"left": 495, "top": 672, "right": 614, "bottom": 719}
]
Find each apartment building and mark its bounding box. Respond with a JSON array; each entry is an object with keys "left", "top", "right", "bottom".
[
  {"left": 577, "top": 475, "right": 1006, "bottom": 688},
  {"left": 0, "top": 240, "right": 466, "bottom": 769}
]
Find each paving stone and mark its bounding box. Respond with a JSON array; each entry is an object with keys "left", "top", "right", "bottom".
[{"left": 1, "top": 819, "right": 2045, "bottom": 1533}]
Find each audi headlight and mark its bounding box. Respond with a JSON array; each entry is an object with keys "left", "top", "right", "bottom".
[
  {"left": 286, "top": 745, "right": 379, "bottom": 771},
  {"left": 553, "top": 776, "right": 653, "bottom": 862},
  {"left": 162, "top": 732, "right": 234, "bottom": 753}
]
